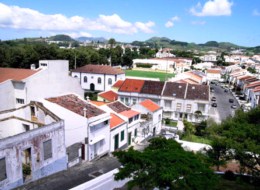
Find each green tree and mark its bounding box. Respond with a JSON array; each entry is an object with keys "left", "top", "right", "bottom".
[
  {"left": 122, "top": 48, "right": 133, "bottom": 68},
  {"left": 113, "top": 137, "right": 217, "bottom": 190},
  {"left": 108, "top": 38, "right": 116, "bottom": 48},
  {"left": 209, "top": 108, "right": 260, "bottom": 177}
]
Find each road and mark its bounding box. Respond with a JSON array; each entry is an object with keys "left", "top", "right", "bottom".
[{"left": 209, "top": 83, "right": 240, "bottom": 123}]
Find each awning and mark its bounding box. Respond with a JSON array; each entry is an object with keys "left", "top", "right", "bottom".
[{"left": 89, "top": 135, "right": 105, "bottom": 145}]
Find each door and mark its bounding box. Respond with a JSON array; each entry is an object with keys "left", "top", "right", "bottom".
[
  {"left": 81, "top": 144, "right": 85, "bottom": 160},
  {"left": 114, "top": 134, "right": 119, "bottom": 150},
  {"left": 153, "top": 127, "right": 156, "bottom": 136},
  {"left": 90, "top": 83, "right": 95, "bottom": 91},
  {"left": 22, "top": 148, "right": 32, "bottom": 182},
  {"left": 128, "top": 132, "right": 132, "bottom": 145}
]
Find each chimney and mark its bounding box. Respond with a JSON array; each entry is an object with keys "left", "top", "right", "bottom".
[
  {"left": 83, "top": 107, "right": 87, "bottom": 118},
  {"left": 86, "top": 96, "right": 90, "bottom": 102},
  {"left": 31, "top": 64, "right": 36, "bottom": 70}
]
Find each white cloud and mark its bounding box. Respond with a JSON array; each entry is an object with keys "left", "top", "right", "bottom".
[
  {"left": 165, "top": 16, "right": 180, "bottom": 28},
  {"left": 66, "top": 32, "right": 92, "bottom": 39},
  {"left": 135, "top": 21, "right": 155, "bottom": 33},
  {"left": 253, "top": 9, "right": 260, "bottom": 16},
  {"left": 165, "top": 21, "right": 174, "bottom": 28},
  {"left": 190, "top": 0, "right": 233, "bottom": 16},
  {"left": 191, "top": 21, "right": 206, "bottom": 25},
  {"left": 0, "top": 3, "right": 154, "bottom": 35}
]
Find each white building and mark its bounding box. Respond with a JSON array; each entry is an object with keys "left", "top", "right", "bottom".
[
  {"left": 132, "top": 99, "right": 163, "bottom": 137},
  {"left": 0, "top": 60, "right": 84, "bottom": 111},
  {"left": 155, "top": 48, "right": 175, "bottom": 58},
  {"left": 206, "top": 69, "right": 222, "bottom": 81},
  {"left": 117, "top": 79, "right": 210, "bottom": 123},
  {"left": 71, "top": 64, "right": 125, "bottom": 92},
  {"left": 0, "top": 101, "right": 67, "bottom": 190},
  {"left": 41, "top": 94, "right": 110, "bottom": 166}
]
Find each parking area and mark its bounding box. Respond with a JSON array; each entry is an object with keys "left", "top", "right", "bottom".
[{"left": 209, "top": 82, "right": 240, "bottom": 123}]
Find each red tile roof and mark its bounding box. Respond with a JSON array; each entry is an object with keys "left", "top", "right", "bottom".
[
  {"left": 120, "top": 110, "right": 140, "bottom": 118},
  {"left": 72, "top": 64, "right": 124, "bottom": 75},
  {"left": 112, "top": 80, "right": 124, "bottom": 88},
  {"left": 110, "top": 113, "right": 125, "bottom": 129},
  {"left": 140, "top": 81, "right": 165, "bottom": 95},
  {"left": 140, "top": 99, "right": 161, "bottom": 112},
  {"left": 99, "top": 90, "right": 118, "bottom": 102},
  {"left": 46, "top": 94, "right": 105, "bottom": 118},
  {"left": 0, "top": 67, "right": 39, "bottom": 83},
  {"left": 186, "top": 84, "right": 209, "bottom": 101},
  {"left": 90, "top": 101, "right": 107, "bottom": 106},
  {"left": 119, "top": 79, "right": 145, "bottom": 92},
  {"left": 206, "top": 69, "right": 221, "bottom": 74}
]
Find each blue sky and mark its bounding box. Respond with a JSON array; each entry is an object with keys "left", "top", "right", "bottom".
[{"left": 0, "top": 0, "right": 260, "bottom": 47}]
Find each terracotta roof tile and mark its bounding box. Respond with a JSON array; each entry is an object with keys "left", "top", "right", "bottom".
[
  {"left": 140, "top": 99, "right": 161, "bottom": 112},
  {"left": 185, "top": 84, "right": 209, "bottom": 101},
  {"left": 110, "top": 113, "right": 125, "bottom": 129},
  {"left": 163, "top": 82, "right": 187, "bottom": 99},
  {"left": 72, "top": 64, "right": 124, "bottom": 75},
  {"left": 90, "top": 101, "right": 107, "bottom": 106},
  {"left": 112, "top": 80, "right": 124, "bottom": 88},
  {"left": 107, "top": 101, "right": 130, "bottom": 113},
  {"left": 119, "top": 79, "right": 145, "bottom": 93},
  {"left": 206, "top": 69, "right": 221, "bottom": 74},
  {"left": 99, "top": 90, "right": 118, "bottom": 102},
  {"left": 46, "top": 94, "right": 105, "bottom": 118},
  {"left": 0, "top": 67, "right": 39, "bottom": 83},
  {"left": 140, "top": 81, "right": 165, "bottom": 95},
  {"left": 120, "top": 110, "right": 140, "bottom": 118}
]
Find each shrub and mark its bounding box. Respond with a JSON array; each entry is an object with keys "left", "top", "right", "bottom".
[
  {"left": 136, "top": 63, "right": 153, "bottom": 68},
  {"left": 223, "top": 170, "right": 236, "bottom": 181},
  {"left": 22, "top": 164, "right": 31, "bottom": 175}
]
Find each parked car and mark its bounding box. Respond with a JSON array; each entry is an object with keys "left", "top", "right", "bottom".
[
  {"left": 224, "top": 89, "right": 228, "bottom": 92},
  {"left": 211, "top": 97, "right": 216, "bottom": 101},
  {"left": 231, "top": 105, "right": 237, "bottom": 109},
  {"left": 229, "top": 99, "right": 234, "bottom": 103},
  {"left": 212, "top": 103, "right": 217, "bottom": 107}
]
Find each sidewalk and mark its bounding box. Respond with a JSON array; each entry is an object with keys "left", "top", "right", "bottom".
[{"left": 14, "top": 156, "right": 120, "bottom": 190}]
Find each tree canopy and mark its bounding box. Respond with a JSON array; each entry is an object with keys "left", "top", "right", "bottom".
[
  {"left": 113, "top": 137, "right": 217, "bottom": 190},
  {"left": 208, "top": 107, "right": 260, "bottom": 176}
]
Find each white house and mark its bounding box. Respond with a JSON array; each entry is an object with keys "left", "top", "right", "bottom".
[
  {"left": 132, "top": 99, "right": 163, "bottom": 138},
  {"left": 117, "top": 79, "right": 210, "bottom": 123},
  {"left": 0, "top": 101, "right": 67, "bottom": 190},
  {"left": 206, "top": 69, "right": 222, "bottom": 82},
  {"left": 0, "top": 60, "right": 84, "bottom": 111},
  {"left": 41, "top": 94, "right": 110, "bottom": 166},
  {"left": 155, "top": 48, "right": 175, "bottom": 58},
  {"left": 71, "top": 64, "right": 125, "bottom": 92}
]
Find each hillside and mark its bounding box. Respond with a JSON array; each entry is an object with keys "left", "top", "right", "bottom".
[
  {"left": 48, "top": 34, "right": 75, "bottom": 41},
  {"left": 76, "top": 37, "right": 107, "bottom": 43},
  {"left": 131, "top": 37, "right": 244, "bottom": 52}
]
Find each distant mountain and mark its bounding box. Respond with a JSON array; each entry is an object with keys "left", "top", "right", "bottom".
[
  {"left": 131, "top": 37, "right": 243, "bottom": 51},
  {"left": 76, "top": 37, "right": 107, "bottom": 43},
  {"left": 48, "top": 34, "right": 75, "bottom": 42}
]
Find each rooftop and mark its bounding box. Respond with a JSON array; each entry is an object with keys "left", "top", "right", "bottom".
[
  {"left": 99, "top": 90, "right": 118, "bottom": 102},
  {"left": 119, "top": 79, "right": 145, "bottom": 93},
  {"left": 107, "top": 101, "right": 130, "bottom": 113},
  {"left": 110, "top": 113, "right": 125, "bottom": 129},
  {"left": 206, "top": 69, "right": 221, "bottom": 74},
  {"left": 72, "top": 64, "right": 124, "bottom": 75},
  {"left": 112, "top": 80, "right": 124, "bottom": 88},
  {"left": 89, "top": 101, "right": 107, "bottom": 106},
  {"left": 139, "top": 99, "right": 161, "bottom": 112},
  {"left": 140, "top": 81, "right": 165, "bottom": 95},
  {"left": 0, "top": 67, "right": 39, "bottom": 83},
  {"left": 185, "top": 84, "right": 209, "bottom": 101},
  {"left": 119, "top": 109, "right": 140, "bottom": 118},
  {"left": 46, "top": 94, "right": 105, "bottom": 118},
  {"left": 162, "top": 82, "right": 187, "bottom": 99}
]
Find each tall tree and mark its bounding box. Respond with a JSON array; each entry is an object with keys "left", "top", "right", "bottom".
[{"left": 113, "top": 137, "right": 217, "bottom": 190}]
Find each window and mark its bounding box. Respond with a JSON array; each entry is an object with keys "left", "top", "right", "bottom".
[
  {"left": 120, "top": 130, "right": 124, "bottom": 141},
  {"left": 16, "top": 98, "right": 24, "bottom": 104},
  {"left": 176, "top": 103, "right": 182, "bottom": 111},
  {"left": 132, "top": 99, "right": 137, "bottom": 105},
  {"left": 129, "top": 117, "right": 133, "bottom": 123},
  {"left": 84, "top": 76, "right": 87, "bottom": 83},
  {"left": 104, "top": 120, "right": 109, "bottom": 125},
  {"left": 120, "top": 97, "right": 124, "bottom": 102},
  {"left": 134, "top": 115, "right": 139, "bottom": 120},
  {"left": 158, "top": 114, "right": 161, "bottom": 121},
  {"left": 134, "top": 128, "right": 137, "bottom": 137},
  {"left": 165, "top": 100, "right": 172, "bottom": 108},
  {"left": 97, "top": 77, "right": 101, "bottom": 84},
  {"left": 108, "top": 78, "right": 112, "bottom": 85},
  {"left": 197, "top": 103, "right": 205, "bottom": 112},
  {"left": 186, "top": 104, "right": 192, "bottom": 113},
  {"left": 125, "top": 97, "right": 129, "bottom": 105},
  {"left": 43, "top": 140, "right": 52, "bottom": 160},
  {"left": 0, "top": 158, "right": 7, "bottom": 181},
  {"left": 23, "top": 124, "right": 30, "bottom": 131},
  {"left": 30, "top": 106, "right": 35, "bottom": 116}
]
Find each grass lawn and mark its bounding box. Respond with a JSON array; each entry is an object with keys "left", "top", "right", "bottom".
[
  {"left": 182, "top": 134, "right": 212, "bottom": 145},
  {"left": 125, "top": 70, "right": 175, "bottom": 81}
]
